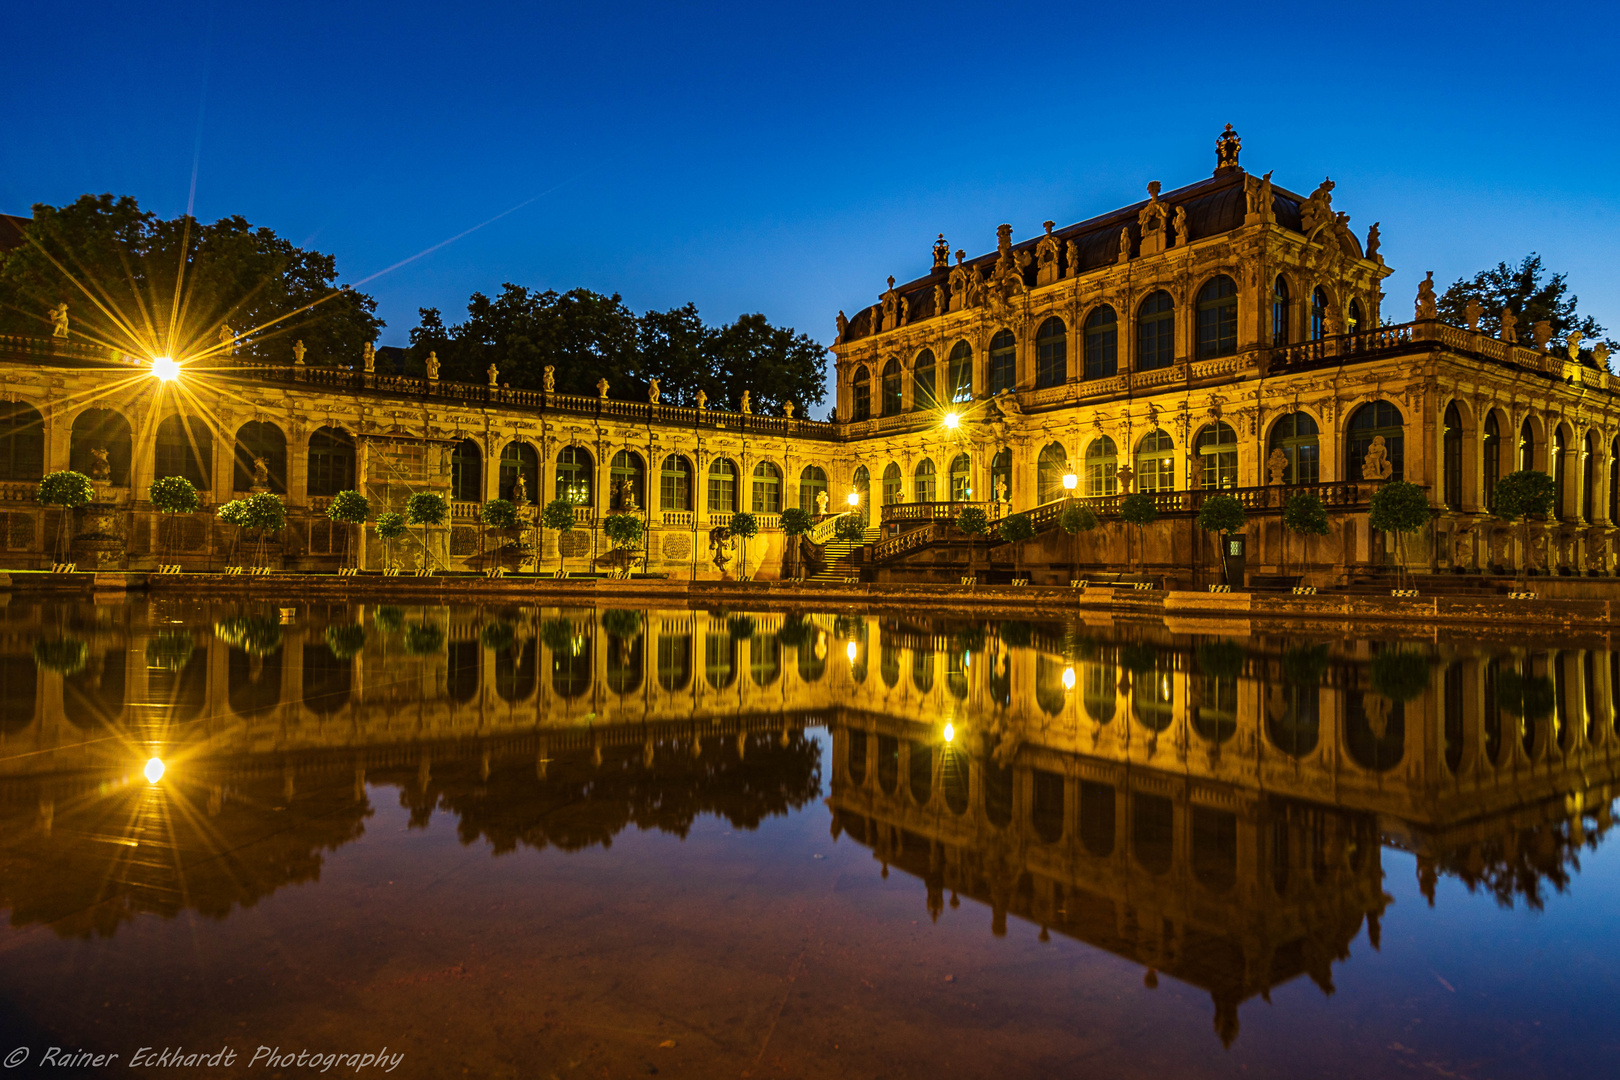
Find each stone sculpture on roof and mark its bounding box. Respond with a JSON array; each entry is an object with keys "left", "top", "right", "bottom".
[{"left": 1215, "top": 123, "right": 1241, "bottom": 170}]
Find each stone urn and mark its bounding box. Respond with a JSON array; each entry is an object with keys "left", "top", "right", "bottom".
[{"left": 71, "top": 502, "right": 127, "bottom": 570}]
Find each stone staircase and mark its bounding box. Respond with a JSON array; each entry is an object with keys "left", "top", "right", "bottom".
[{"left": 807, "top": 527, "right": 880, "bottom": 582}]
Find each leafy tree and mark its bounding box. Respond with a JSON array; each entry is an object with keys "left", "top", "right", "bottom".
[
  {"left": 540, "top": 497, "right": 575, "bottom": 574},
  {"left": 326, "top": 489, "right": 369, "bottom": 568},
  {"left": 33, "top": 636, "right": 87, "bottom": 674},
  {"left": 636, "top": 303, "right": 715, "bottom": 406},
  {"left": 242, "top": 492, "right": 287, "bottom": 568},
  {"left": 480, "top": 621, "right": 516, "bottom": 652},
  {"left": 406, "top": 492, "right": 448, "bottom": 572},
  {"left": 1281, "top": 492, "right": 1331, "bottom": 578},
  {"left": 601, "top": 513, "right": 646, "bottom": 578},
  {"left": 145, "top": 629, "right": 195, "bottom": 671},
  {"left": 1491, "top": 470, "right": 1556, "bottom": 583},
  {"left": 540, "top": 617, "right": 579, "bottom": 654},
  {"left": 998, "top": 513, "right": 1036, "bottom": 579},
  {"left": 1196, "top": 494, "right": 1247, "bottom": 586},
  {"left": 213, "top": 615, "right": 282, "bottom": 655},
  {"left": 956, "top": 506, "right": 990, "bottom": 579},
  {"left": 1496, "top": 665, "right": 1555, "bottom": 721},
  {"left": 373, "top": 605, "right": 405, "bottom": 635},
  {"left": 729, "top": 511, "right": 759, "bottom": 580},
  {"left": 325, "top": 624, "right": 366, "bottom": 660},
  {"left": 376, "top": 512, "right": 407, "bottom": 569},
  {"left": 1370, "top": 648, "right": 1430, "bottom": 703},
  {"left": 1060, "top": 503, "right": 1098, "bottom": 534},
  {"left": 726, "top": 614, "right": 756, "bottom": 640},
  {"left": 1196, "top": 639, "right": 1245, "bottom": 680},
  {"left": 37, "top": 470, "right": 95, "bottom": 561},
  {"left": 779, "top": 506, "right": 813, "bottom": 577},
  {"left": 1368, "top": 480, "right": 1431, "bottom": 590},
  {"left": 1120, "top": 492, "right": 1158, "bottom": 575},
  {"left": 1438, "top": 254, "right": 1616, "bottom": 363},
  {"left": 601, "top": 609, "right": 643, "bottom": 641},
  {"left": 217, "top": 498, "right": 249, "bottom": 567},
  {"left": 149, "top": 475, "right": 199, "bottom": 562},
  {"left": 0, "top": 194, "right": 381, "bottom": 364},
  {"left": 706, "top": 313, "right": 828, "bottom": 416},
  {"left": 403, "top": 621, "right": 445, "bottom": 656},
  {"left": 834, "top": 513, "right": 865, "bottom": 542}
]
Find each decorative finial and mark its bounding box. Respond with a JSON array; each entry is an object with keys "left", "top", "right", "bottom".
[
  {"left": 1043, "top": 220, "right": 1055, "bottom": 235},
  {"left": 1215, "top": 124, "right": 1241, "bottom": 172},
  {"left": 933, "top": 233, "right": 950, "bottom": 269},
  {"left": 292, "top": 339, "right": 307, "bottom": 365},
  {"left": 954, "top": 249, "right": 965, "bottom": 265},
  {"left": 887, "top": 275, "right": 895, "bottom": 290},
  {"left": 1147, "top": 180, "right": 1161, "bottom": 199}
]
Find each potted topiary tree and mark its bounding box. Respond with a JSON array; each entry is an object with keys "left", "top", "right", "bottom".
[
  {"left": 243, "top": 492, "right": 287, "bottom": 569},
  {"left": 1491, "top": 470, "right": 1555, "bottom": 586},
  {"left": 1281, "top": 491, "right": 1331, "bottom": 582},
  {"left": 217, "top": 498, "right": 249, "bottom": 568},
  {"left": 729, "top": 511, "right": 759, "bottom": 580},
  {"left": 405, "top": 492, "right": 448, "bottom": 572},
  {"left": 997, "top": 512, "right": 1036, "bottom": 581},
  {"left": 375, "top": 512, "right": 406, "bottom": 570},
  {"left": 480, "top": 498, "right": 521, "bottom": 570},
  {"left": 601, "top": 512, "right": 646, "bottom": 578},
  {"left": 1059, "top": 502, "right": 1098, "bottom": 582},
  {"left": 149, "top": 475, "right": 199, "bottom": 565},
  {"left": 1368, "top": 480, "right": 1432, "bottom": 593},
  {"left": 540, "top": 497, "right": 575, "bottom": 575},
  {"left": 1119, "top": 492, "right": 1158, "bottom": 579},
  {"left": 779, "top": 506, "right": 813, "bottom": 578},
  {"left": 955, "top": 505, "right": 990, "bottom": 581},
  {"left": 1196, "top": 493, "right": 1247, "bottom": 587},
  {"left": 326, "top": 489, "right": 369, "bottom": 569},
  {"left": 37, "top": 469, "right": 94, "bottom": 563}
]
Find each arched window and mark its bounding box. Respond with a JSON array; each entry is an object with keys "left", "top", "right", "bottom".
[
  {"left": 1519, "top": 419, "right": 1536, "bottom": 472},
  {"left": 914, "top": 458, "right": 937, "bottom": 503},
  {"left": 880, "top": 359, "right": 902, "bottom": 416},
  {"left": 1348, "top": 400, "right": 1406, "bottom": 482},
  {"left": 913, "top": 349, "right": 936, "bottom": 410},
  {"left": 1084, "top": 437, "right": 1118, "bottom": 497},
  {"left": 1137, "top": 292, "right": 1174, "bottom": 370},
  {"left": 555, "top": 445, "right": 592, "bottom": 503},
  {"left": 947, "top": 340, "right": 972, "bottom": 404},
  {"left": 852, "top": 465, "right": 870, "bottom": 516},
  {"left": 501, "top": 442, "right": 540, "bottom": 504},
  {"left": 704, "top": 631, "right": 735, "bottom": 690},
  {"left": 660, "top": 454, "right": 692, "bottom": 511},
  {"left": 1084, "top": 305, "right": 1118, "bottom": 380},
  {"left": 1483, "top": 414, "right": 1501, "bottom": 511},
  {"left": 1037, "top": 442, "right": 1069, "bottom": 504},
  {"left": 1311, "top": 286, "right": 1328, "bottom": 340},
  {"left": 451, "top": 439, "right": 482, "bottom": 502},
  {"left": 882, "top": 462, "right": 902, "bottom": 505},
  {"left": 1584, "top": 432, "right": 1598, "bottom": 522},
  {"left": 1552, "top": 426, "right": 1567, "bottom": 520},
  {"left": 231, "top": 420, "right": 285, "bottom": 494},
  {"left": 1135, "top": 429, "right": 1175, "bottom": 493},
  {"left": 751, "top": 461, "right": 781, "bottom": 512},
  {"left": 799, "top": 465, "right": 828, "bottom": 511},
  {"left": 852, "top": 365, "right": 871, "bottom": 421},
  {"left": 71, "top": 408, "right": 134, "bottom": 488},
  {"left": 1348, "top": 298, "right": 1364, "bottom": 333},
  {"left": 1196, "top": 275, "right": 1238, "bottom": 359},
  {"left": 1442, "top": 403, "right": 1463, "bottom": 509},
  {"left": 948, "top": 453, "right": 971, "bottom": 501},
  {"left": 609, "top": 450, "right": 646, "bottom": 511},
  {"left": 708, "top": 458, "right": 738, "bottom": 514},
  {"left": 0, "top": 402, "right": 43, "bottom": 482},
  {"left": 1271, "top": 276, "right": 1290, "bottom": 345},
  {"left": 1610, "top": 437, "right": 1619, "bottom": 524},
  {"left": 988, "top": 330, "right": 1016, "bottom": 395},
  {"left": 1035, "top": 317, "right": 1067, "bottom": 388},
  {"left": 1195, "top": 422, "right": 1238, "bottom": 490},
  {"left": 990, "top": 448, "right": 1012, "bottom": 503},
  {"left": 158, "top": 415, "right": 214, "bottom": 490},
  {"left": 1268, "top": 412, "right": 1320, "bottom": 485}
]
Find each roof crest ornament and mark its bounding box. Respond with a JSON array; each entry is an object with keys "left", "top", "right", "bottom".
[{"left": 1215, "top": 124, "right": 1241, "bottom": 173}]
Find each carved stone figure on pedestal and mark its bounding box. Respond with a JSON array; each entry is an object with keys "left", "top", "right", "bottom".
[
  {"left": 1365, "top": 221, "right": 1381, "bottom": 260},
  {"left": 89, "top": 447, "right": 110, "bottom": 482},
  {"left": 488, "top": 363, "right": 500, "bottom": 387},
  {"left": 1267, "top": 447, "right": 1289, "bottom": 486},
  {"left": 1114, "top": 464, "right": 1135, "bottom": 494},
  {"left": 1300, "top": 178, "right": 1336, "bottom": 235},
  {"left": 1532, "top": 321, "right": 1554, "bottom": 351},
  {"left": 1035, "top": 221, "right": 1061, "bottom": 286},
  {"left": 1363, "top": 435, "right": 1394, "bottom": 481},
  {"left": 948, "top": 254, "right": 969, "bottom": 313},
  {"left": 696, "top": 389, "right": 707, "bottom": 411},
  {"left": 1173, "top": 205, "right": 1188, "bottom": 245},
  {"left": 994, "top": 477, "right": 1007, "bottom": 504},
  {"left": 1064, "top": 239, "right": 1080, "bottom": 277},
  {"left": 1117, "top": 227, "right": 1131, "bottom": 264},
  {"left": 1596, "top": 343, "right": 1611, "bottom": 370},
  {"left": 596, "top": 377, "right": 610, "bottom": 398},
  {"left": 511, "top": 472, "right": 527, "bottom": 504},
  {"left": 543, "top": 365, "right": 556, "bottom": 391},
  {"left": 425, "top": 351, "right": 439, "bottom": 379},
  {"left": 1214, "top": 124, "right": 1241, "bottom": 170},
  {"left": 50, "top": 303, "right": 69, "bottom": 339},
  {"left": 740, "top": 391, "right": 751, "bottom": 414},
  {"left": 619, "top": 477, "right": 637, "bottom": 512},
  {"left": 1414, "top": 273, "right": 1437, "bottom": 321},
  {"left": 1189, "top": 456, "right": 1205, "bottom": 489},
  {"left": 648, "top": 378, "right": 661, "bottom": 404},
  {"left": 362, "top": 341, "right": 374, "bottom": 372},
  {"left": 293, "top": 339, "right": 308, "bottom": 365},
  {"left": 835, "top": 311, "right": 848, "bottom": 342},
  {"left": 933, "top": 233, "right": 950, "bottom": 269},
  {"left": 252, "top": 455, "right": 269, "bottom": 491},
  {"left": 1464, "top": 299, "right": 1483, "bottom": 331},
  {"left": 1500, "top": 307, "right": 1519, "bottom": 344},
  {"left": 221, "top": 325, "right": 238, "bottom": 356},
  {"left": 1566, "top": 331, "right": 1584, "bottom": 361},
  {"left": 783, "top": 401, "right": 795, "bottom": 418}
]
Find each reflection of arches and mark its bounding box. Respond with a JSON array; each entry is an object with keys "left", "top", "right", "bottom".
[
  {"left": 1191, "top": 808, "right": 1237, "bottom": 892},
  {"left": 656, "top": 634, "right": 692, "bottom": 691},
  {"left": 876, "top": 734, "right": 899, "bottom": 795},
  {"left": 1036, "top": 655, "right": 1068, "bottom": 716},
  {"left": 911, "top": 648, "right": 933, "bottom": 693},
  {"left": 606, "top": 635, "right": 643, "bottom": 695},
  {"left": 228, "top": 648, "right": 282, "bottom": 717},
  {"left": 1132, "top": 793, "right": 1173, "bottom": 874},
  {"left": 749, "top": 636, "right": 781, "bottom": 687},
  {"left": 941, "top": 748, "right": 968, "bottom": 814},
  {"left": 848, "top": 729, "right": 868, "bottom": 785},
  {"left": 1193, "top": 674, "right": 1237, "bottom": 743},
  {"left": 301, "top": 644, "right": 352, "bottom": 715},
  {"left": 157, "top": 414, "right": 213, "bottom": 489},
  {"left": 64, "top": 649, "right": 125, "bottom": 728},
  {"left": 704, "top": 632, "right": 735, "bottom": 689},
  {"left": 1032, "top": 770, "right": 1064, "bottom": 843},
  {"left": 71, "top": 408, "right": 133, "bottom": 486},
  {"left": 551, "top": 636, "right": 592, "bottom": 698},
  {"left": 880, "top": 642, "right": 899, "bottom": 687},
  {"left": 0, "top": 401, "right": 44, "bottom": 482},
  {"left": 496, "top": 641, "right": 537, "bottom": 702},
  {"left": 1132, "top": 657, "right": 1174, "bottom": 731},
  {"left": 448, "top": 640, "right": 481, "bottom": 703},
  {"left": 148, "top": 647, "right": 207, "bottom": 720},
  {"left": 1083, "top": 664, "right": 1117, "bottom": 723},
  {"left": 0, "top": 656, "right": 35, "bottom": 735},
  {"left": 908, "top": 740, "right": 933, "bottom": 805},
  {"left": 797, "top": 640, "right": 826, "bottom": 682},
  {"left": 501, "top": 442, "right": 540, "bottom": 504},
  {"left": 232, "top": 420, "right": 286, "bottom": 494},
  {"left": 983, "top": 761, "right": 1013, "bottom": 828},
  {"left": 1266, "top": 684, "right": 1320, "bottom": 756},
  {"left": 1080, "top": 781, "right": 1115, "bottom": 856},
  {"left": 1345, "top": 690, "right": 1405, "bottom": 771}
]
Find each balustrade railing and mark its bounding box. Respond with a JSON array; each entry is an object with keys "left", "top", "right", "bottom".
[
  {"left": 881, "top": 500, "right": 997, "bottom": 525},
  {"left": 451, "top": 500, "right": 481, "bottom": 520}
]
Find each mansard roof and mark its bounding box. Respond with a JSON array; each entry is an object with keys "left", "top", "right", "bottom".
[{"left": 840, "top": 166, "right": 1317, "bottom": 344}]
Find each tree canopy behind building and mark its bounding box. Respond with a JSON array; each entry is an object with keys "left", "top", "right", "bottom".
[
  {"left": 0, "top": 194, "right": 383, "bottom": 364},
  {"left": 1437, "top": 253, "right": 1615, "bottom": 362}
]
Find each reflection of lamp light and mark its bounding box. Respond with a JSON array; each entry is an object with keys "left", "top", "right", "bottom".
[
  {"left": 151, "top": 357, "right": 180, "bottom": 382},
  {"left": 943, "top": 722, "right": 955, "bottom": 744},
  {"left": 1062, "top": 666, "right": 1076, "bottom": 691},
  {"left": 847, "top": 491, "right": 859, "bottom": 507},
  {"left": 845, "top": 641, "right": 858, "bottom": 662},
  {"left": 1062, "top": 472, "right": 1078, "bottom": 492},
  {"left": 942, "top": 412, "right": 959, "bottom": 429},
  {"left": 143, "top": 757, "right": 165, "bottom": 784}
]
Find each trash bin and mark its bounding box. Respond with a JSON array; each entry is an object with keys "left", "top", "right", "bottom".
[{"left": 1224, "top": 534, "right": 1246, "bottom": 587}]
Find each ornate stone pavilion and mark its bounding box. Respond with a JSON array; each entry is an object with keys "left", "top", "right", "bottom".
[{"left": 0, "top": 126, "right": 1612, "bottom": 581}]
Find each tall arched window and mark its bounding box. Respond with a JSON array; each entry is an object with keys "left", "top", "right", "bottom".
[
  {"left": 988, "top": 330, "right": 1016, "bottom": 395},
  {"left": 914, "top": 459, "right": 937, "bottom": 503},
  {"left": 751, "top": 461, "right": 781, "bottom": 513},
  {"left": 913, "top": 350, "right": 936, "bottom": 410},
  {"left": 1135, "top": 429, "right": 1174, "bottom": 492},
  {"left": 799, "top": 465, "right": 828, "bottom": 511},
  {"left": 555, "top": 445, "right": 592, "bottom": 503},
  {"left": 1483, "top": 414, "right": 1501, "bottom": 511},
  {"left": 1311, "top": 287, "right": 1328, "bottom": 341},
  {"left": 852, "top": 465, "right": 870, "bottom": 523},
  {"left": 1085, "top": 305, "right": 1118, "bottom": 380},
  {"left": 1348, "top": 298, "right": 1364, "bottom": 333},
  {"left": 1036, "top": 317, "right": 1067, "bottom": 388},
  {"left": 1037, "top": 442, "right": 1069, "bottom": 504},
  {"left": 1442, "top": 403, "right": 1463, "bottom": 509},
  {"left": 1195, "top": 422, "right": 1238, "bottom": 489},
  {"left": 1583, "top": 432, "right": 1598, "bottom": 522},
  {"left": 660, "top": 454, "right": 693, "bottom": 511},
  {"left": 1196, "top": 275, "right": 1238, "bottom": 359},
  {"left": 1137, "top": 292, "right": 1174, "bottom": 370},
  {"left": 990, "top": 448, "right": 1012, "bottom": 503},
  {"left": 1268, "top": 413, "right": 1320, "bottom": 486},
  {"left": 1610, "top": 437, "right": 1619, "bottom": 524},
  {"left": 302, "top": 426, "right": 349, "bottom": 499},
  {"left": 451, "top": 439, "right": 482, "bottom": 502},
  {"left": 1552, "top": 426, "right": 1567, "bottom": 520},
  {"left": 947, "top": 340, "right": 973, "bottom": 404},
  {"left": 1084, "top": 437, "right": 1118, "bottom": 497},
  {"left": 880, "top": 359, "right": 902, "bottom": 416},
  {"left": 502, "top": 442, "right": 540, "bottom": 504},
  {"left": 708, "top": 458, "right": 738, "bottom": 513},
  {"left": 159, "top": 415, "right": 214, "bottom": 490},
  {"left": 882, "top": 462, "right": 902, "bottom": 504},
  {"left": 1271, "top": 276, "right": 1290, "bottom": 345},
  {"left": 71, "top": 408, "right": 133, "bottom": 487},
  {"left": 852, "top": 365, "right": 871, "bottom": 421},
  {"left": 0, "top": 402, "right": 43, "bottom": 482},
  {"left": 1519, "top": 419, "right": 1536, "bottom": 472},
  {"left": 1348, "top": 401, "right": 1406, "bottom": 482},
  {"left": 609, "top": 450, "right": 646, "bottom": 511},
  {"left": 948, "top": 454, "right": 971, "bottom": 501}
]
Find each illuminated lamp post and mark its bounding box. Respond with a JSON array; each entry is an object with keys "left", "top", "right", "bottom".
[{"left": 1062, "top": 471, "right": 1078, "bottom": 581}]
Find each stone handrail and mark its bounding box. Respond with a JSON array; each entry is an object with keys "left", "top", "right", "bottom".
[
  {"left": 873, "top": 520, "right": 947, "bottom": 561},
  {"left": 807, "top": 513, "right": 850, "bottom": 544},
  {"left": 881, "top": 500, "right": 995, "bottom": 525}
]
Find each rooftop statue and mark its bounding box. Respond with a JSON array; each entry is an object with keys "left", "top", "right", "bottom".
[
  {"left": 1500, "top": 307, "right": 1519, "bottom": 344},
  {"left": 933, "top": 233, "right": 950, "bottom": 269},
  {"left": 425, "top": 351, "right": 439, "bottom": 379},
  {"left": 488, "top": 363, "right": 499, "bottom": 387},
  {"left": 293, "top": 339, "right": 307, "bottom": 365},
  {"left": 835, "top": 310, "right": 848, "bottom": 342},
  {"left": 1533, "top": 321, "right": 1554, "bottom": 351},
  {"left": 1365, "top": 221, "right": 1381, "bottom": 260},
  {"left": 596, "top": 377, "right": 610, "bottom": 398},
  {"left": 1463, "top": 299, "right": 1483, "bottom": 331},
  {"left": 1300, "top": 178, "right": 1336, "bottom": 235},
  {"left": 543, "top": 365, "right": 555, "bottom": 391},
  {"left": 1566, "top": 331, "right": 1584, "bottom": 361},
  {"left": 1414, "top": 272, "right": 1437, "bottom": 321},
  {"left": 648, "top": 377, "right": 660, "bottom": 404},
  {"left": 361, "top": 341, "right": 374, "bottom": 372},
  {"left": 740, "top": 390, "right": 752, "bottom": 414},
  {"left": 49, "top": 303, "right": 68, "bottom": 339},
  {"left": 220, "top": 324, "right": 238, "bottom": 356},
  {"left": 1214, "top": 123, "right": 1241, "bottom": 170}
]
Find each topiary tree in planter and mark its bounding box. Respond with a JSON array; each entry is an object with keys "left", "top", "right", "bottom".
[
  {"left": 149, "top": 475, "right": 199, "bottom": 563},
  {"left": 326, "top": 489, "right": 369, "bottom": 568},
  {"left": 779, "top": 506, "right": 813, "bottom": 577},
  {"left": 1281, "top": 492, "right": 1331, "bottom": 580},
  {"left": 37, "top": 469, "right": 95, "bottom": 562},
  {"left": 834, "top": 513, "right": 865, "bottom": 542},
  {"left": 539, "top": 497, "right": 575, "bottom": 575},
  {"left": 405, "top": 492, "right": 448, "bottom": 571},
  {"left": 956, "top": 505, "right": 990, "bottom": 580},
  {"left": 729, "top": 511, "right": 759, "bottom": 580},
  {"left": 325, "top": 623, "right": 367, "bottom": 660},
  {"left": 376, "top": 512, "right": 407, "bottom": 569},
  {"left": 217, "top": 498, "right": 249, "bottom": 567},
  {"left": 403, "top": 621, "right": 445, "bottom": 655},
  {"left": 1196, "top": 493, "right": 1247, "bottom": 586},
  {"left": 242, "top": 492, "right": 287, "bottom": 569},
  {"left": 1059, "top": 502, "right": 1098, "bottom": 581},
  {"left": 998, "top": 512, "right": 1036, "bottom": 580},
  {"left": 1119, "top": 492, "right": 1158, "bottom": 577},
  {"left": 1491, "top": 470, "right": 1555, "bottom": 585},
  {"left": 601, "top": 512, "right": 646, "bottom": 578},
  {"left": 1368, "top": 480, "right": 1432, "bottom": 591}
]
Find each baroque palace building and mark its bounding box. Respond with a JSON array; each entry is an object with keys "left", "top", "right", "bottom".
[{"left": 0, "top": 126, "right": 1613, "bottom": 580}]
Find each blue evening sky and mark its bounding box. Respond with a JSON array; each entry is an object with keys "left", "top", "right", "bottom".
[{"left": 5, "top": 1, "right": 1617, "bottom": 415}]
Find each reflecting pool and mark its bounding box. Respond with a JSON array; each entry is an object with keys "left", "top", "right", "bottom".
[{"left": 0, "top": 599, "right": 1616, "bottom": 1078}]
